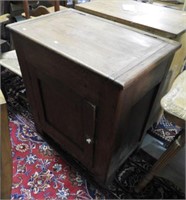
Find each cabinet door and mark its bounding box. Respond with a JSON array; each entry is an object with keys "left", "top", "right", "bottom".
[{"left": 30, "top": 70, "right": 96, "bottom": 168}]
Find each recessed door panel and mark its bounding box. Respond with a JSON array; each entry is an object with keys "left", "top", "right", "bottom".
[{"left": 30, "top": 70, "right": 96, "bottom": 167}]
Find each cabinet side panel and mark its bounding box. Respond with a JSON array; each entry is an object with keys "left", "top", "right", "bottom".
[{"left": 106, "top": 56, "right": 173, "bottom": 183}]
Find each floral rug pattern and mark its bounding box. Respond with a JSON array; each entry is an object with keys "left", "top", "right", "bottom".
[{"left": 9, "top": 112, "right": 106, "bottom": 200}]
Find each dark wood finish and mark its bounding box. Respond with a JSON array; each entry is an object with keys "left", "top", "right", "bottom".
[
  {"left": 54, "top": 0, "right": 60, "bottom": 12},
  {"left": 8, "top": 9, "right": 180, "bottom": 185},
  {"left": 0, "top": 90, "right": 12, "bottom": 199}
]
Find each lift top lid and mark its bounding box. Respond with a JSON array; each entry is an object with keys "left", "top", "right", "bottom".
[
  {"left": 8, "top": 9, "right": 179, "bottom": 86},
  {"left": 76, "top": 0, "right": 186, "bottom": 38}
]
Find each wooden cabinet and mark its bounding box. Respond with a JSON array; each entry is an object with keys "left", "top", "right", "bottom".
[{"left": 8, "top": 9, "right": 180, "bottom": 185}]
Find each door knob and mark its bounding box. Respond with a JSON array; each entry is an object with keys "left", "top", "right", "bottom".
[{"left": 86, "top": 138, "right": 92, "bottom": 144}]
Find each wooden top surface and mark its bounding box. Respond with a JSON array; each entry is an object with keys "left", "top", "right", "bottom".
[
  {"left": 0, "top": 50, "right": 21, "bottom": 77},
  {"left": 76, "top": 0, "right": 186, "bottom": 38},
  {"left": 8, "top": 9, "right": 180, "bottom": 86}
]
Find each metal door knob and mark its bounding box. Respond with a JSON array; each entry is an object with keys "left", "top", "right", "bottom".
[{"left": 86, "top": 138, "right": 92, "bottom": 144}]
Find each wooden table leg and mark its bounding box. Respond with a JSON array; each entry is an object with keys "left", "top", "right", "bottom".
[
  {"left": 23, "top": 0, "right": 30, "bottom": 19},
  {"left": 0, "top": 90, "right": 12, "bottom": 199},
  {"left": 135, "top": 129, "right": 185, "bottom": 193},
  {"left": 54, "top": 0, "right": 60, "bottom": 11}
]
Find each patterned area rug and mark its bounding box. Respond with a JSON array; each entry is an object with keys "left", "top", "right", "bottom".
[
  {"left": 148, "top": 117, "right": 181, "bottom": 148},
  {"left": 1, "top": 68, "right": 185, "bottom": 199}
]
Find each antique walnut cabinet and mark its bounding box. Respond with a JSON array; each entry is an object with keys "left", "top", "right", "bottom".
[{"left": 8, "top": 9, "right": 180, "bottom": 185}]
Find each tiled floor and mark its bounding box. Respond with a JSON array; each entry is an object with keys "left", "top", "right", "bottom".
[{"left": 141, "top": 134, "right": 185, "bottom": 192}]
